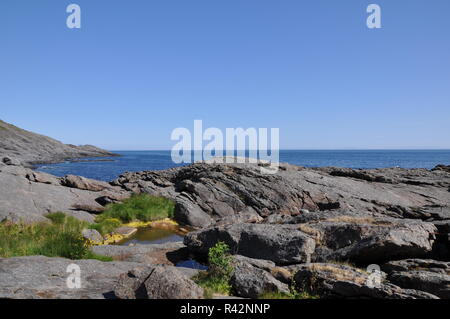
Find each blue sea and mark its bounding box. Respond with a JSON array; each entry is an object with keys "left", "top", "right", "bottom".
[{"left": 35, "top": 150, "right": 450, "bottom": 182}]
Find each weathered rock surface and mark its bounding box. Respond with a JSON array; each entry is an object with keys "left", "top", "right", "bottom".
[
  {"left": 292, "top": 263, "right": 439, "bottom": 299},
  {"left": 0, "top": 256, "right": 142, "bottom": 299},
  {"left": 0, "top": 119, "right": 117, "bottom": 167},
  {"left": 231, "top": 257, "right": 290, "bottom": 298},
  {"left": 292, "top": 212, "right": 438, "bottom": 264},
  {"left": 92, "top": 242, "right": 188, "bottom": 265},
  {"left": 114, "top": 265, "right": 204, "bottom": 299},
  {"left": 0, "top": 164, "right": 130, "bottom": 223},
  {"left": 382, "top": 259, "right": 450, "bottom": 299},
  {"left": 185, "top": 215, "right": 438, "bottom": 265},
  {"left": 112, "top": 162, "right": 450, "bottom": 228},
  {"left": 184, "top": 223, "right": 316, "bottom": 265}
]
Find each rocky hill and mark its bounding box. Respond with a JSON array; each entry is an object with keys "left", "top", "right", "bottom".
[{"left": 0, "top": 119, "right": 116, "bottom": 166}]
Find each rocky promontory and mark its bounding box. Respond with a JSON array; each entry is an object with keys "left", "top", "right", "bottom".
[{"left": 0, "top": 120, "right": 116, "bottom": 167}]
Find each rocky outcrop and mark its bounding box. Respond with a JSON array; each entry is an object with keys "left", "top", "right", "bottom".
[
  {"left": 184, "top": 223, "right": 316, "bottom": 265},
  {"left": 0, "top": 119, "right": 117, "bottom": 167},
  {"left": 230, "top": 256, "right": 290, "bottom": 298},
  {"left": 0, "top": 164, "right": 129, "bottom": 223},
  {"left": 114, "top": 265, "right": 204, "bottom": 299},
  {"left": 293, "top": 212, "right": 438, "bottom": 264},
  {"left": 0, "top": 256, "right": 142, "bottom": 299},
  {"left": 292, "top": 263, "right": 439, "bottom": 299},
  {"left": 381, "top": 259, "right": 450, "bottom": 299},
  {"left": 112, "top": 162, "right": 450, "bottom": 227},
  {"left": 184, "top": 215, "right": 437, "bottom": 266},
  {"left": 92, "top": 242, "right": 188, "bottom": 265}
]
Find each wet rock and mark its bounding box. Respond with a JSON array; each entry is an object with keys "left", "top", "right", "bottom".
[
  {"left": 382, "top": 259, "right": 450, "bottom": 299},
  {"left": 292, "top": 263, "right": 439, "bottom": 299},
  {"left": 184, "top": 223, "right": 316, "bottom": 265}
]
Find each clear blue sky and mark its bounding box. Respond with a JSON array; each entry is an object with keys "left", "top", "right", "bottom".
[{"left": 1, "top": 0, "right": 449, "bottom": 150}]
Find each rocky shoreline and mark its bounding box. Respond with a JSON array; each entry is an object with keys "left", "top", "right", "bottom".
[
  {"left": 1, "top": 155, "right": 449, "bottom": 299},
  {"left": 1, "top": 121, "right": 449, "bottom": 299}
]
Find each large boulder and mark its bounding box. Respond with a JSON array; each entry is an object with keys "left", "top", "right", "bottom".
[
  {"left": 382, "top": 259, "right": 450, "bottom": 299},
  {"left": 184, "top": 223, "right": 316, "bottom": 265},
  {"left": 292, "top": 263, "right": 439, "bottom": 299},
  {"left": 294, "top": 213, "right": 438, "bottom": 264},
  {"left": 230, "top": 258, "right": 290, "bottom": 298},
  {"left": 114, "top": 265, "right": 204, "bottom": 299}
]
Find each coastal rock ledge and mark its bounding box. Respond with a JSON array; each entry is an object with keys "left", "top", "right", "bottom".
[{"left": 1, "top": 149, "right": 450, "bottom": 298}]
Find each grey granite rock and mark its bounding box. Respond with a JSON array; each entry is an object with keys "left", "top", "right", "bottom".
[
  {"left": 292, "top": 263, "right": 439, "bottom": 299},
  {"left": 382, "top": 259, "right": 450, "bottom": 299},
  {"left": 0, "top": 256, "right": 142, "bottom": 299},
  {"left": 184, "top": 223, "right": 316, "bottom": 265}
]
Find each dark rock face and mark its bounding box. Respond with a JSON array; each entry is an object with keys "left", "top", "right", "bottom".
[
  {"left": 114, "top": 265, "right": 204, "bottom": 299},
  {"left": 0, "top": 119, "right": 117, "bottom": 167},
  {"left": 184, "top": 223, "right": 316, "bottom": 265},
  {"left": 292, "top": 263, "right": 439, "bottom": 299},
  {"left": 382, "top": 259, "right": 450, "bottom": 299},
  {"left": 184, "top": 215, "right": 437, "bottom": 265},
  {"left": 432, "top": 165, "right": 450, "bottom": 173},
  {"left": 112, "top": 162, "right": 450, "bottom": 227}
]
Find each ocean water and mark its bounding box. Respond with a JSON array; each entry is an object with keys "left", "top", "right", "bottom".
[{"left": 35, "top": 150, "right": 450, "bottom": 182}]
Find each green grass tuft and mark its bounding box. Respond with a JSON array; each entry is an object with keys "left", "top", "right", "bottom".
[
  {"left": 88, "top": 218, "right": 121, "bottom": 236},
  {"left": 96, "top": 194, "right": 175, "bottom": 223},
  {"left": 0, "top": 213, "right": 110, "bottom": 261}
]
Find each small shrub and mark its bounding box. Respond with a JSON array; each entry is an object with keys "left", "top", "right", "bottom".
[
  {"left": 208, "top": 241, "right": 233, "bottom": 278},
  {"left": 96, "top": 194, "right": 175, "bottom": 223},
  {"left": 194, "top": 242, "right": 234, "bottom": 298}
]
